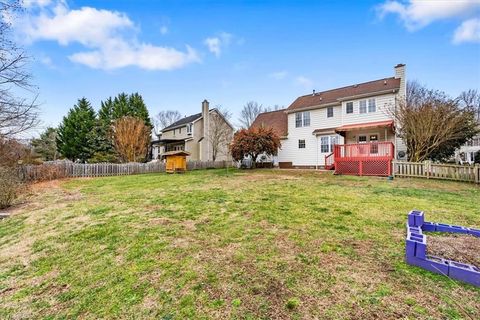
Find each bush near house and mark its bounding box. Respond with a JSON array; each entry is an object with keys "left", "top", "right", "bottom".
[{"left": 230, "top": 127, "right": 280, "bottom": 168}]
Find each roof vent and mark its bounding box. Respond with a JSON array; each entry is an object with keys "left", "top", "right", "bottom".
[
  {"left": 312, "top": 89, "right": 316, "bottom": 96},
  {"left": 384, "top": 80, "right": 387, "bottom": 85},
  {"left": 319, "top": 97, "right": 323, "bottom": 101}
]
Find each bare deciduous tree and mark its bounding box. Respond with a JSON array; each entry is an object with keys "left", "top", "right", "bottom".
[
  {"left": 238, "top": 101, "right": 264, "bottom": 128},
  {"left": 113, "top": 116, "right": 151, "bottom": 162},
  {"left": 208, "top": 107, "right": 233, "bottom": 162},
  {"left": 0, "top": 0, "right": 39, "bottom": 138},
  {"left": 458, "top": 89, "right": 480, "bottom": 122},
  {"left": 154, "top": 110, "right": 182, "bottom": 136},
  {"left": 392, "top": 81, "right": 479, "bottom": 162}
]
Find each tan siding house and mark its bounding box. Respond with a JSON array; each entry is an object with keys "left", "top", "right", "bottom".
[{"left": 152, "top": 100, "right": 234, "bottom": 162}]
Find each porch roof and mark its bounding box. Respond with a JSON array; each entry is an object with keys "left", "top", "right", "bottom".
[
  {"left": 152, "top": 138, "right": 186, "bottom": 144},
  {"left": 335, "top": 120, "right": 394, "bottom": 133},
  {"left": 312, "top": 127, "right": 336, "bottom": 135}
]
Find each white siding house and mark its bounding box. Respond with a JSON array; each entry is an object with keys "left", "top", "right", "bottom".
[{"left": 254, "top": 64, "right": 407, "bottom": 169}]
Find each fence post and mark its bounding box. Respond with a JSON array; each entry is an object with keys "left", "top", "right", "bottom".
[
  {"left": 475, "top": 164, "right": 480, "bottom": 184},
  {"left": 425, "top": 160, "right": 430, "bottom": 179}
]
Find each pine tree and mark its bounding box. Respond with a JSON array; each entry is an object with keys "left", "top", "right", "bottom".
[
  {"left": 31, "top": 127, "right": 58, "bottom": 161},
  {"left": 112, "top": 93, "right": 130, "bottom": 121},
  {"left": 56, "top": 98, "right": 96, "bottom": 162},
  {"left": 129, "top": 93, "right": 152, "bottom": 128},
  {"left": 98, "top": 97, "right": 114, "bottom": 126}
]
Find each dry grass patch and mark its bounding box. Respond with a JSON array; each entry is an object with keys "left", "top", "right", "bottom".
[{"left": 0, "top": 169, "right": 479, "bottom": 319}]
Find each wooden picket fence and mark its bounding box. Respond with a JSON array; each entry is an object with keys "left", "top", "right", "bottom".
[
  {"left": 19, "top": 160, "right": 234, "bottom": 182},
  {"left": 393, "top": 161, "right": 480, "bottom": 184}
]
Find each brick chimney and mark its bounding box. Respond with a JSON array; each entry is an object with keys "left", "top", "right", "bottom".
[
  {"left": 202, "top": 99, "right": 210, "bottom": 160},
  {"left": 394, "top": 64, "right": 406, "bottom": 98}
]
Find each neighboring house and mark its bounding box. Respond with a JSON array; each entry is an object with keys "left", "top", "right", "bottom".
[
  {"left": 251, "top": 64, "right": 407, "bottom": 174},
  {"left": 151, "top": 100, "right": 234, "bottom": 162},
  {"left": 455, "top": 135, "right": 480, "bottom": 164}
]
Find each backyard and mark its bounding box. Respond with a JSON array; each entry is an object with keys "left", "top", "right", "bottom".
[{"left": 0, "top": 169, "right": 479, "bottom": 319}]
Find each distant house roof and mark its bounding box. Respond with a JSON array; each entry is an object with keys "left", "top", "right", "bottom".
[
  {"left": 287, "top": 77, "right": 401, "bottom": 112},
  {"left": 250, "top": 109, "right": 288, "bottom": 137},
  {"left": 162, "top": 112, "right": 202, "bottom": 131}
]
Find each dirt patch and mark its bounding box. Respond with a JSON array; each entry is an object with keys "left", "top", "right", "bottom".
[{"left": 427, "top": 233, "right": 480, "bottom": 267}]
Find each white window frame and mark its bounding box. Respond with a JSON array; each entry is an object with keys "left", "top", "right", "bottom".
[
  {"left": 303, "top": 111, "right": 310, "bottom": 127},
  {"left": 186, "top": 123, "right": 193, "bottom": 134},
  {"left": 368, "top": 98, "right": 376, "bottom": 113},
  {"left": 358, "top": 135, "right": 368, "bottom": 143},
  {"left": 346, "top": 102, "right": 354, "bottom": 114},
  {"left": 298, "top": 139, "right": 306, "bottom": 149},
  {"left": 359, "top": 100, "right": 367, "bottom": 114},
  {"left": 327, "top": 107, "right": 334, "bottom": 118},
  {"left": 295, "top": 113, "right": 302, "bottom": 128},
  {"left": 295, "top": 111, "right": 311, "bottom": 128},
  {"left": 320, "top": 135, "right": 338, "bottom": 153}
]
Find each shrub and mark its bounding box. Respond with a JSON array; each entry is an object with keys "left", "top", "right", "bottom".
[{"left": 0, "top": 166, "right": 22, "bottom": 209}]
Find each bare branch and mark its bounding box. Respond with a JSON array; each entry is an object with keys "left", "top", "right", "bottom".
[
  {"left": 238, "top": 101, "right": 265, "bottom": 129},
  {"left": 0, "top": 0, "right": 39, "bottom": 138}
]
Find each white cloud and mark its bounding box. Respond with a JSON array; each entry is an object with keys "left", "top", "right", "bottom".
[
  {"left": 295, "top": 76, "right": 313, "bottom": 89},
  {"left": 204, "top": 32, "right": 233, "bottom": 57},
  {"left": 377, "top": 0, "right": 480, "bottom": 30},
  {"left": 69, "top": 41, "right": 199, "bottom": 70},
  {"left": 22, "top": 0, "right": 53, "bottom": 8},
  {"left": 269, "top": 71, "right": 288, "bottom": 80},
  {"left": 453, "top": 18, "right": 480, "bottom": 44},
  {"left": 204, "top": 37, "right": 221, "bottom": 57},
  {"left": 15, "top": 1, "right": 199, "bottom": 70}
]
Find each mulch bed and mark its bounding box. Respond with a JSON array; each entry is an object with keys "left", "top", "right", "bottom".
[{"left": 427, "top": 233, "right": 480, "bottom": 268}]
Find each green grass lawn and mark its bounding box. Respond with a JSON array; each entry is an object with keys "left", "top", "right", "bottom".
[{"left": 0, "top": 169, "right": 479, "bottom": 319}]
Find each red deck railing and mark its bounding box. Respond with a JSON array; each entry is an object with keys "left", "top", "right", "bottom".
[
  {"left": 334, "top": 142, "right": 394, "bottom": 176},
  {"left": 325, "top": 152, "right": 334, "bottom": 170}
]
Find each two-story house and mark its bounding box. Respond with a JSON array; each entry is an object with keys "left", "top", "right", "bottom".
[
  {"left": 151, "top": 100, "right": 234, "bottom": 161},
  {"left": 253, "top": 64, "right": 407, "bottom": 175}
]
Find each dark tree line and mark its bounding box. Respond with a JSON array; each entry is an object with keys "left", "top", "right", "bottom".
[{"left": 55, "top": 93, "right": 152, "bottom": 163}]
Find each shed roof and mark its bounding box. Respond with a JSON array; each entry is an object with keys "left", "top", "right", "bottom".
[{"left": 162, "top": 151, "right": 191, "bottom": 156}]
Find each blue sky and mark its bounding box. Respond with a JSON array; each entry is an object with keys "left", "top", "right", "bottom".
[{"left": 13, "top": 0, "right": 480, "bottom": 134}]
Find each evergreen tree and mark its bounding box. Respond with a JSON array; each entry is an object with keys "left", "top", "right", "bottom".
[
  {"left": 106, "top": 93, "right": 152, "bottom": 128},
  {"left": 112, "top": 93, "right": 130, "bottom": 121},
  {"left": 93, "top": 93, "right": 152, "bottom": 162},
  {"left": 94, "top": 97, "right": 117, "bottom": 162},
  {"left": 57, "top": 98, "right": 96, "bottom": 162},
  {"left": 129, "top": 93, "right": 152, "bottom": 128},
  {"left": 98, "top": 97, "right": 114, "bottom": 126},
  {"left": 31, "top": 127, "right": 58, "bottom": 161},
  {"left": 87, "top": 120, "right": 118, "bottom": 163}
]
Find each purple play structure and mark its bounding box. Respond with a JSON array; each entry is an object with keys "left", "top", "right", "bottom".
[{"left": 405, "top": 210, "right": 480, "bottom": 287}]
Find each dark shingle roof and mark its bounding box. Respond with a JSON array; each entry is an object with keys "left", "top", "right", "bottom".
[
  {"left": 250, "top": 109, "right": 288, "bottom": 136},
  {"left": 162, "top": 112, "right": 202, "bottom": 131},
  {"left": 287, "top": 77, "right": 401, "bottom": 112}
]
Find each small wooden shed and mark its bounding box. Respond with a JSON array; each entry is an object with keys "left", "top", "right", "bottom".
[{"left": 163, "top": 151, "right": 190, "bottom": 173}]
